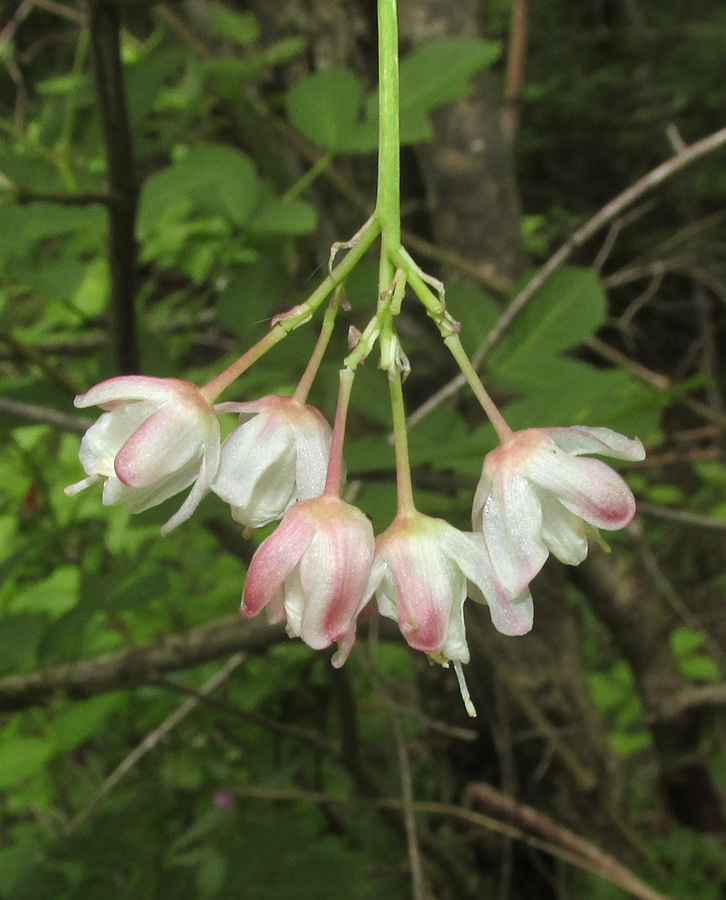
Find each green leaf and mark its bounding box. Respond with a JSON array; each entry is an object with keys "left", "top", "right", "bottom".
[
  {"left": 48, "top": 694, "right": 123, "bottom": 752},
  {"left": 11, "top": 566, "right": 80, "bottom": 617},
  {"left": 670, "top": 627, "right": 707, "bottom": 657},
  {"left": 208, "top": 8, "right": 261, "bottom": 46},
  {"left": 216, "top": 258, "right": 290, "bottom": 337},
  {"left": 138, "top": 144, "right": 261, "bottom": 236},
  {"left": 399, "top": 36, "right": 501, "bottom": 113},
  {"left": 491, "top": 267, "right": 608, "bottom": 374},
  {"left": 285, "top": 68, "right": 365, "bottom": 152},
  {"left": 249, "top": 197, "right": 317, "bottom": 236},
  {"left": 0, "top": 737, "right": 53, "bottom": 788},
  {"left": 0, "top": 612, "right": 47, "bottom": 675}
]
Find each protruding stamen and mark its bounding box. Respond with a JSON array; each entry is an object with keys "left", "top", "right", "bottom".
[{"left": 453, "top": 660, "right": 477, "bottom": 718}]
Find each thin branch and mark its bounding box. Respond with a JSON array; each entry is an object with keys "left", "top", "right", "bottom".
[
  {"left": 502, "top": 0, "right": 529, "bottom": 144},
  {"left": 65, "top": 653, "right": 245, "bottom": 833},
  {"left": 89, "top": 0, "right": 141, "bottom": 374},
  {"left": 0, "top": 398, "right": 91, "bottom": 433},
  {"left": 0, "top": 617, "right": 287, "bottom": 713},
  {"left": 465, "top": 782, "right": 671, "bottom": 900},
  {"left": 407, "top": 124, "right": 726, "bottom": 429},
  {"left": 224, "top": 785, "right": 673, "bottom": 900},
  {"left": 636, "top": 501, "right": 726, "bottom": 532},
  {"left": 0, "top": 328, "right": 81, "bottom": 395},
  {"left": 151, "top": 675, "right": 334, "bottom": 753},
  {"left": 13, "top": 188, "right": 110, "bottom": 206}
]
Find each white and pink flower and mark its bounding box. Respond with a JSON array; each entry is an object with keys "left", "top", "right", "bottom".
[
  {"left": 367, "top": 512, "right": 533, "bottom": 665},
  {"left": 473, "top": 426, "right": 645, "bottom": 594},
  {"left": 242, "top": 495, "right": 375, "bottom": 665},
  {"left": 65, "top": 376, "right": 220, "bottom": 534},
  {"left": 212, "top": 395, "right": 332, "bottom": 528}
]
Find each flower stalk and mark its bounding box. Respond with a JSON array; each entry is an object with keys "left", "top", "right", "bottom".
[
  {"left": 202, "top": 215, "right": 380, "bottom": 402},
  {"left": 324, "top": 367, "right": 355, "bottom": 497}
]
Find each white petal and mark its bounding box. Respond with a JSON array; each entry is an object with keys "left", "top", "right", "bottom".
[
  {"left": 160, "top": 440, "right": 220, "bottom": 535},
  {"left": 481, "top": 471, "right": 548, "bottom": 595},
  {"left": 294, "top": 414, "right": 332, "bottom": 500},
  {"left": 537, "top": 490, "right": 589, "bottom": 565},
  {"left": 451, "top": 531, "right": 533, "bottom": 637},
  {"left": 214, "top": 414, "right": 296, "bottom": 511},
  {"left": 543, "top": 426, "right": 645, "bottom": 461},
  {"left": 383, "top": 529, "right": 458, "bottom": 656}
]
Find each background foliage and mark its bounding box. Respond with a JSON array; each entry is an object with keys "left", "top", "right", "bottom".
[{"left": 0, "top": 1, "right": 725, "bottom": 898}]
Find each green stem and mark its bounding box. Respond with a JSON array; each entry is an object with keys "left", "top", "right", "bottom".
[
  {"left": 388, "top": 369, "right": 416, "bottom": 516},
  {"left": 375, "top": 0, "right": 402, "bottom": 292},
  {"left": 292, "top": 289, "right": 342, "bottom": 404},
  {"left": 444, "top": 334, "right": 514, "bottom": 442},
  {"left": 324, "top": 368, "right": 355, "bottom": 497},
  {"left": 402, "top": 262, "right": 514, "bottom": 442},
  {"left": 202, "top": 216, "right": 380, "bottom": 401}
]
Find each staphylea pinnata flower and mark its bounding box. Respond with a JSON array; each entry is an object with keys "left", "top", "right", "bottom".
[
  {"left": 212, "top": 395, "right": 332, "bottom": 529},
  {"left": 367, "top": 512, "right": 533, "bottom": 667},
  {"left": 65, "top": 376, "right": 220, "bottom": 534},
  {"left": 473, "top": 426, "right": 645, "bottom": 594},
  {"left": 241, "top": 495, "right": 375, "bottom": 666}
]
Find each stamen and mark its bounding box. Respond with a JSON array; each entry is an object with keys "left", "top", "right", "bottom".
[{"left": 453, "top": 660, "right": 477, "bottom": 718}]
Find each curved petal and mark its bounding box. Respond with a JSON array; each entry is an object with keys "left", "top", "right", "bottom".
[
  {"left": 536, "top": 490, "right": 589, "bottom": 565},
  {"left": 447, "top": 530, "right": 533, "bottom": 637},
  {"left": 481, "top": 471, "right": 547, "bottom": 595},
  {"left": 109, "top": 454, "right": 199, "bottom": 513},
  {"left": 242, "top": 507, "right": 316, "bottom": 618},
  {"left": 525, "top": 449, "right": 637, "bottom": 530},
  {"left": 75, "top": 376, "right": 185, "bottom": 409},
  {"left": 160, "top": 439, "right": 221, "bottom": 535},
  {"left": 543, "top": 426, "right": 645, "bottom": 461},
  {"left": 114, "top": 403, "right": 208, "bottom": 488}
]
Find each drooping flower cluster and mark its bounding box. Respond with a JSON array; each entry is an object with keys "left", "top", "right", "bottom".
[{"left": 66, "top": 333, "right": 644, "bottom": 715}]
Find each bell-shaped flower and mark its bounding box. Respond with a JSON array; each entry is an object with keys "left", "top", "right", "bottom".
[
  {"left": 242, "top": 495, "right": 375, "bottom": 666},
  {"left": 367, "top": 512, "right": 534, "bottom": 666},
  {"left": 473, "top": 426, "right": 645, "bottom": 594},
  {"left": 212, "top": 395, "right": 332, "bottom": 529},
  {"left": 65, "top": 376, "right": 221, "bottom": 534}
]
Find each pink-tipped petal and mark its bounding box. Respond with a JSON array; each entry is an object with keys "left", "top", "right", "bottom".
[
  {"left": 74, "top": 376, "right": 185, "bottom": 409},
  {"left": 487, "top": 587, "right": 534, "bottom": 636},
  {"left": 383, "top": 531, "right": 457, "bottom": 655},
  {"left": 543, "top": 426, "right": 645, "bottom": 461},
  {"left": 242, "top": 508, "right": 316, "bottom": 618},
  {"left": 525, "top": 449, "right": 637, "bottom": 530},
  {"left": 78, "top": 403, "right": 157, "bottom": 478},
  {"left": 297, "top": 504, "right": 373, "bottom": 648},
  {"left": 482, "top": 471, "right": 548, "bottom": 595},
  {"left": 114, "top": 404, "right": 207, "bottom": 488}
]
